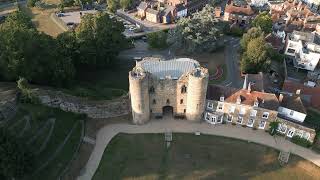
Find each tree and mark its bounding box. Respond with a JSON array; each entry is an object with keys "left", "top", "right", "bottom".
[
  {"left": 119, "top": 0, "right": 132, "bottom": 10},
  {"left": 75, "top": 12, "right": 126, "bottom": 69},
  {"left": 251, "top": 12, "right": 272, "bottom": 34},
  {"left": 0, "top": 10, "right": 75, "bottom": 87},
  {"left": 0, "top": 128, "right": 34, "bottom": 179},
  {"left": 241, "top": 37, "right": 271, "bottom": 73},
  {"left": 107, "top": 0, "right": 119, "bottom": 12},
  {"left": 269, "top": 121, "right": 279, "bottom": 136},
  {"left": 168, "top": 5, "right": 224, "bottom": 53},
  {"left": 240, "top": 27, "right": 264, "bottom": 50},
  {"left": 147, "top": 31, "right": 168, "bottom": 49}
]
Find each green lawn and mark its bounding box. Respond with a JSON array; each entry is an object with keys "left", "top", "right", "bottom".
[
  {"left": 209, "top": 64, "right": 227, "bottom": 84},
  {"left": 93, "top": 133, "right": 320, "bottom": 180},
  {"left": 62, "top": 60, "right": 134, "bottom": 100},
  {"left": 4, "top": 103, "right": 84, "bottom": 180}
]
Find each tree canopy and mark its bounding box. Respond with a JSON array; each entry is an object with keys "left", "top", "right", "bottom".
[
  {"left": 251, "top": 12, "right": 272, "bottom": 34},
  {"left": 147, "top": 31, "right": 168, "bottom": 49},
  {"left": 0, "top": 10, "right": 127, "bottom": 87},
  {"left": 168, "top": 5, "right": 224, "bottom": 53},
  {"left": 240, "top": 27, "right": 264, "bottom": 50},
  {"left": 0, "top": 128, "right": 34, "bottom": 180},
  {"left": 241, "top": 36, "right": 271, "bottom": 73}
]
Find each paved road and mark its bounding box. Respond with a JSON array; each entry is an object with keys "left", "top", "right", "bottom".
[
  {"left": 221, "top": 36, "right": 243, "bottom": 88},
  {"left": 78, "top": 118, "right": 320, "bottom": 180}
]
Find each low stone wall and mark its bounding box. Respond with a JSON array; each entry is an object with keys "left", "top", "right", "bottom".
[{"left": 31, "top": 88, "right": 131, "bottom": 119}]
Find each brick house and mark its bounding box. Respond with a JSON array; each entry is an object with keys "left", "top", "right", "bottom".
[
  {"left": 223, "top": 0, "right": 256, "bottom": 24},
  {"left": 205, "top": 81, "right": 316, "bottom": 143}
]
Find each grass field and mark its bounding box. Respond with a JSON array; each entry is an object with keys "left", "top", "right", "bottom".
[
  {"left": 3, "top": 103, "right": 84, "bottom": 180},
  {"left": 20, "top": 5, "right": 65, "bottom": 37},
  {"left": 93, "top": 133, "right": 320, "bottom": 180},
  {"left": 62, "top": 59, "right": 135, "bottom": 100}
]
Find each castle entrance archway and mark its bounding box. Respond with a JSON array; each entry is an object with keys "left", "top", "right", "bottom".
[{"left": 162, "top": 106, "right": 173, "bottom": 118}]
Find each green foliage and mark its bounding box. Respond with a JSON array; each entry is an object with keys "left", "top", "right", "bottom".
[
  {"left": 269, "top": 121, "right": 279, "bottom": 136},
  {"left": 168, "top": 5, "right": 224, "bottom": 53},
  {"left": 0, "top": 128, "right": 34, "bottom": 179},
  {"left": 292, "top": 135, "right": 312, "bottom": 148},
  {"left": 27, "top": 0, "right": 39, "bottom": 7},
  {"left": 75, "top": 12, "right": 126, "bottom": 69},
  {"left": 227, "top": 26, "right": 245, "bottom": 37},
  {"left": 107, "top": 0, "right": 119, "bottom": 12},
  {"left": 0, "top": 11, "right": 75, "bottom": 87},
  {"left": 119, "top": 0, "right": 132, "bottom": 10},
  {"left": 17, "top": 77, "right": 39, "bottom": 104},
  {"left": 240, "top": 27, "right": 264, "bottom": 50},
  {"left": 241, "top": 37, "right": 271, "bottom": 73},
  {"left": 147, "top": 31, "right": 168, "bottom": 49},
  {"left": 251, "top": 12, "right": 272, "bottom": 34}
]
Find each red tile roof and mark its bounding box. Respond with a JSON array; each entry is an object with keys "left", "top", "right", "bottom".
[
  {"left": 283, "top": 80, "right": 320, "bottom": 110},
  {"left": 225, "top": 1, "right": 254, "bottom": 16}
]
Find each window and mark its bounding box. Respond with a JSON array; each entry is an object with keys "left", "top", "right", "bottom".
[
  {"left": 184, "top": 109, "right": 186, "bottom": 113},
  {"left": 262, "top": 112, "right": 269, "bottom": 119},
  {"left": 149, "top": 86, "right": 155, "bottom": 93},
  {"left": 166, "top": 99, "right": 170, "bottom": 105},
  {"left": 180, "top": 99, "right": 184, "bottom": 104},
  {"left": 217, "top": 116, "right": 223, "bottom": 123},
  {"left": 217, "top": 103, "right": 224, "bottom": 111},
  {"left": 153, "top": 99, "right": 156, "bottom": 104},
  {"left": 254, "top": 101, "right": 259, "bottom": 107},
  {"left": 150, "top": 109, "right": 152, "bottom": 113},
  {"left": 227, "top": 115, "right": 233, "bottom": 122},
  {"left": 258, "top": 120, "right": 266, "bottom": 129},
  {"left": 237, "top": 116, "right": 243, "bottom": 124},
  {"left": 287, "top": 48, "right": 295, "bottom": 53},
  {"left": 207, "top": 102, "right": 213, "bottom": 109},
  {"left": 289, "top": 110, "right": 294, "bottom": 116},
  {"left": 229, "top": 106, "right": 236, "bottom": 113},
  {"left": 247, "top": 118, "right": 255, "bottom": 127},
  {"left": 277, "top": 123, "right": 287, "bottom": 134},
  {"left": 287, "top": 128, "right": 296, "bottom": 138},
  {"left": 205, "top": 112, "right": 210, "bottom": 120},
  {"left": 181, "top": 85, "right": 187, "bottom": 93},
  {"left": 250, "top": 110, "right": 257, "bottom": 117},
  {"left": 220, "top": 96, "right": 224, "bottom": 102}
]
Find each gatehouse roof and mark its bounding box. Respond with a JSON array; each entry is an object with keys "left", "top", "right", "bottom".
[{"left": 137, "top": 58, "right": 200, "bottom": 79}]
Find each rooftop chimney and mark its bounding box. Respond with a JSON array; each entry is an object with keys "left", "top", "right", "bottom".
[
  {"left": 279, "top": 94, "right": 284, "bottom": 103},
  {"left": 243, "top": 74, "right": 248, "bottom": 90},
  {"left": 247, "top": 82, "right": 252, "bottom": 94}
]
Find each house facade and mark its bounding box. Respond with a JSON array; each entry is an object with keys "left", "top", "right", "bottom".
[
  {"left": 278, "top": 93, "right": 307, "bottom": 122},
  {"left": 223, "top": 0, "right": 256, "bottom": 24},
  {"left": 145, "top": 8, "right": 160, "bottom": 23}
]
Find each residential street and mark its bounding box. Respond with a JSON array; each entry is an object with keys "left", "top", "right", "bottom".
[
  {"left": 77, "top": 118, "right": 320, "bottom": 180},
  {"left": 221, "top": 36, "right": 243, "bottom": 88}
]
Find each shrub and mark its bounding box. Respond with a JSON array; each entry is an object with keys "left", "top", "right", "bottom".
[
  {"left": 27, "top": 0, "right": 38, "bottom": 7},
  {"left": 232, "top": 122, "right": 236, "bottom": 126},
  {"left": 252, "top": 127, "right": 257, "bottom": 130},
  {"left": 242, "top": 125, "right": 247, "bottom": 128},
  {"left": 147, "top": 31, "right": 168, "bottom": 49},
  {"left": 269, "top": 121, "right": 279, "bottom": 136},
  {"left": 292, "top": 135, "right": 312, "bottom": 148}
]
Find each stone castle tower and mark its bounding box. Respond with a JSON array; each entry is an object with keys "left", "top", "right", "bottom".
[{"left": 129, "top": 57, "right": 208, "bottom": 124}]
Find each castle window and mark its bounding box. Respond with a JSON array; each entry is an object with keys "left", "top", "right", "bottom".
[
  {"left": 180, "top": 99, "right": 183, "bottom": 104},
  {"left": 166, "top": 99, "right": 170, "bottom": 104},
  {"left": 149, "top": 86, "right": 155, "bottom": 93},
  {"left": 153, "top": 99, "right": 156, "bottom": 104},
  {"left": 181, "top": 85, "right": 187, "bottom": 93}
]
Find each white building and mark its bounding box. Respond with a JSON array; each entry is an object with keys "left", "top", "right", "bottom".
[
  {"left": 250, "top": 0, "right": 268, "bottom": 7},
  {"left": 285, "top": 30, "right": 320, "bottom": 71},
  {"left": 277, "top": 93, "right": 307, "bottom": 123}
]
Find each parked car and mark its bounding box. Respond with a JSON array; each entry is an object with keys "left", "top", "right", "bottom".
[{"left": 57, "top": 13, "right": 64, "bottom": 17}]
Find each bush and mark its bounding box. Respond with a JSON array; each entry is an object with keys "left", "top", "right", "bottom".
[
  {"left": 292, "top": 135, "right": 312, "bottom": 148},
  {"left": 232, "top": 122, "right": 236, "bottom": 126},
  {"left": 269, "top": 121, "right": 279, "bottom": 136},
  {"left": 27, "top": 0, "right": 38, "bottom": 7},
  {"left": 147, "top": 31, "right": 168, "bottom": 49},
  {"left": 252, "top": 127, "right": 257, "bottom": 130},
  {"left": 242, "top": 125, "right": 247, "bottom": 128}
]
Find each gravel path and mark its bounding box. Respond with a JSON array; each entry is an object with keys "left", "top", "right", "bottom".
[{"left": 78, "top": 118, "right": 320, "bottom": 180}]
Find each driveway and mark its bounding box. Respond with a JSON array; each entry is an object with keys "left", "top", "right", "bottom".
[
  {"left": 77, "top": 118, "right": 320, "bottom": 180},
  {"left": 221, "top": 36, "right": 243, "bottom": 88}
]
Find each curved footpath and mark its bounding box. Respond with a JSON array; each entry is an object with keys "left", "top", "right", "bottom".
[{"left": 77, "top": 118, "right": 320, "bottom": 180}]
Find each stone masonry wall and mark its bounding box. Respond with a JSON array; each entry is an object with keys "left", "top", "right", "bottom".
[{"left": 31, "top": 88, "right": 130, "bottom": 119}]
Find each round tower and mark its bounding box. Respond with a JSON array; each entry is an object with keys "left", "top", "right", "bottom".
[
  {"left": 129, "top": 67, "right": 150, "bottom": 124},
  {"left": 186, "top": 68, "right": 209, "bottom": 121}
]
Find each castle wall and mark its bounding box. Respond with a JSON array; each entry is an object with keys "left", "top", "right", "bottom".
[
  {"left": 186, "top": 69, "right": 209, "bottom": 121},
  {"left": 129, "top": 71, "right": 150, "bottom": 124}
]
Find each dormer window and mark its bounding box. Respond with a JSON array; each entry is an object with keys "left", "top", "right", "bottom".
[
  {"left": 262, "top": 112, "right": 269, "bottom": 119},
  {"left": 217, "top": 103, "right": 224, "bottom": 111},
  {"left": 220, "top": 96, "right": 224, "bottom": 102},
  {"left": 207, "top": 102, "right": 213, "bottom": 109},
  {"left": 254, "top": 101, "right": 259, "bottom": 107}
]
